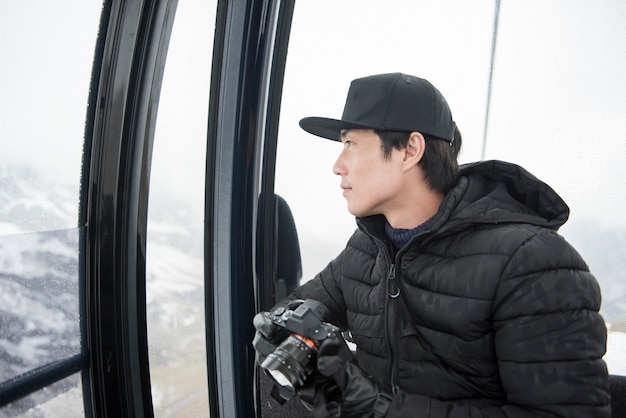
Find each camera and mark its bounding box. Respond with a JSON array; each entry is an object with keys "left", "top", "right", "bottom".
[{"left": 254, "top": 299, "right": 343, "bottom": 391}]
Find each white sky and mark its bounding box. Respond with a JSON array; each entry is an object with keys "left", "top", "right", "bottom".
[{"left": 0, "top": 2, "right": 101, "bottom": 184}]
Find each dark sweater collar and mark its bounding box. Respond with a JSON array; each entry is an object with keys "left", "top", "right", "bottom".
[{"left": 385, "top": 216, "right": 436, "bottom": 250}]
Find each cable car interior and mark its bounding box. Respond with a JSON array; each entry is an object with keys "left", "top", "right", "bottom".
[{"left": 0, "top": 0, "right": 625, "bottom": 416}]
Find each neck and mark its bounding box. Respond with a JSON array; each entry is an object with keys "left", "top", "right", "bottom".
[{"left": 385, "top": 188, "right": 444, "bottom": 229}]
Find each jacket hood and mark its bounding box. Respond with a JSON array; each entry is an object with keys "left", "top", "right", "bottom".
[{"left": 440, "top": 160, "right": 569, "bottom": 231}]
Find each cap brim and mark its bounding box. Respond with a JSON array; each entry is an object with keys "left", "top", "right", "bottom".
[{"left": 299, "top": 117, "right": 382, "bottom": 142}]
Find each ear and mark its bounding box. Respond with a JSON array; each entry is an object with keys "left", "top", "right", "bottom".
[{"left": 401, "top": 132, "right": 426, "bottom": 172}]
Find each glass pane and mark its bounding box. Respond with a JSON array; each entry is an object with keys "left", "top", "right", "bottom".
[
  {"left": 0, "top": 1, "right": 101, "bottom": 222},
  {"left": 275, "top": 0, "right": 626, "bottom": 375},
  {"left": 0, "top": 229, "right": 82, "bottom": 381},
  {"left": 145, "top": 0, "right": 215, "bottom": 416},
  {"left": 0, "top": 0, "right": 102, "bottom": 415}
]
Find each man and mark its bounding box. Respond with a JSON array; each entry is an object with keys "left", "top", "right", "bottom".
[{"left": 254, "top": 73, "right": 610, "bottom": 417}]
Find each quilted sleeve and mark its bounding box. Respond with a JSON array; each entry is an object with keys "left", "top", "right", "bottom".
[
  {"left": 492, "top": 228, "right": 610, "bottom": 416},
  {"left": 291, "top": 249, "right": 349, "bottom": 329}
]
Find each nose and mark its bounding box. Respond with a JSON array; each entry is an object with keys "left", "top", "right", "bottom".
[{"left": 333, "top": 150, "right": 346, "bottom": 176}]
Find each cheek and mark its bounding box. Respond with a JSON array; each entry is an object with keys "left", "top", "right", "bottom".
[
  {"left": 354, "top": 162, "right": 380, "bottom": 189},
  {"left": 367, "top": 163, "right": 404, "bottom": 202},
  {"left": 361, "top": 159, "right": 394, "bottom": 186}
]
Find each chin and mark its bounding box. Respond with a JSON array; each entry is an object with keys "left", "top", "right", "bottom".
[
  {"left": 347, "top": 206, "right": 370, "bottom": 218},
  {"left": 346, "top": 206, "right": 360, "bottom": 217}
]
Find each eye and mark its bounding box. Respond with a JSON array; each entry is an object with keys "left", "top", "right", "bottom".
[{"left": 343, "top": 140, "right": 353, "bottom": 148}]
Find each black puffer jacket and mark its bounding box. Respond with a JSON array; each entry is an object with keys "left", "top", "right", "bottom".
[{"left": 292, "top": 160, "right": 610, "bottom": 417}]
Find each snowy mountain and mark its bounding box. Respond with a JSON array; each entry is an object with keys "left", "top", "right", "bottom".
[
  {"left": 0, "top": 165, "right": 206, "bottom": 415},
  {"left": 0, "top": 166, "right": 79, "bottom": 235},
  {"left": 0, "top": 167, "right": 81, "bottom": 377}
]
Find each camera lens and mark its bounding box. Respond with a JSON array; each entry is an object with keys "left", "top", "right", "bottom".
[{"left": 261, "top": 333, "right": 318, "bottom": 390}]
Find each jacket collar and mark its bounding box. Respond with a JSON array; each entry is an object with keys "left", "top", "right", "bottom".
[{"left": 357, "top": 160, "right": 569, "bottom": 243}]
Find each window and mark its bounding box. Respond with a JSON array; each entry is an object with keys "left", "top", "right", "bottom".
[
  {"left": 145, "top": 0, "right": 216, "bottom": 415},
  {"left": 275, "top": 0, "right": 626, "bottom": 373},
  {"left": 0, "top": 1, "right": 102, "bottom": 415}
]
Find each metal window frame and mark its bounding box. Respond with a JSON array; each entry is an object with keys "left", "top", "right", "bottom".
[
  {"left": 83, "top": 1, "right": 178, "bottom": 416},
  {"left": 205, "top": 0, "right": 295, "bottom": 416}
]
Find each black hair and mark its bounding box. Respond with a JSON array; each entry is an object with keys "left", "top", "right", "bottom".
[{"left": 376, "top": 126, "right": 462, "bottom": 194}]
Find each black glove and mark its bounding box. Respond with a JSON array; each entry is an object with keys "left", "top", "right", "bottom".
[{"left": 316, "top": 338, "right": 393, "bottom": 418}]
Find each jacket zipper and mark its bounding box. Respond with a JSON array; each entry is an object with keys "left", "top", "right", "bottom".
[
  {"left": 386, "top": 263, "right": 400, "bottom": 394},
  {"left": 357, "top": 216, "right": 433, "bottom": 396}
]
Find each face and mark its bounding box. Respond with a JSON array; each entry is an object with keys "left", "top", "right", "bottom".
[{"left": 333, "top": 129, "right": 406, "bottom": 218}]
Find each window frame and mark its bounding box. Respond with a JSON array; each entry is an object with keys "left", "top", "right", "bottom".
[
  {"left": 82, "top": 1, "right": 179, "bottom": 416},
  {"left": 206, "top": 0, "right": 295, "bottom": 416}
]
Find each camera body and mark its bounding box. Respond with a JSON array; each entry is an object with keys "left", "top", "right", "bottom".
[{"left": 255, "top": 299, "right": 343, "bottom": 391}]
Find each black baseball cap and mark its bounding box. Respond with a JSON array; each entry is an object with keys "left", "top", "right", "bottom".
[{"left": 299, "top": 73, "right": 456, "bottom": 143}]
